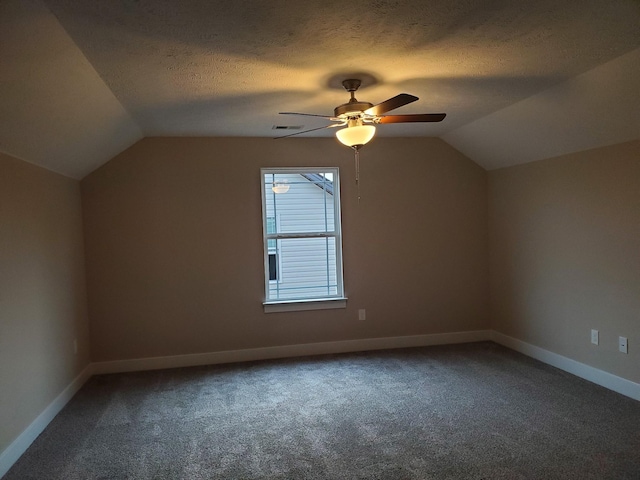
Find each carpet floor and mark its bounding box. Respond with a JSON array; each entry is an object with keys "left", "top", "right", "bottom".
[{"left": 4, "top": 342, "right": 640, "bottom": 479}]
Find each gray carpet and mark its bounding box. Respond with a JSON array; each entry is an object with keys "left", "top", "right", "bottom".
[{"left": 5, "top": 342, "right": 640, "bottom": 479}]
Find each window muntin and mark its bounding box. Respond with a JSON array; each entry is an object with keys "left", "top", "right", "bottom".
[{"left": 261, "top": 168, "right": 344, "bottom": 304}]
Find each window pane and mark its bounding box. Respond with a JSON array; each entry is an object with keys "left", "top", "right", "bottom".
[
  {"left": 266, "top": 216, "right": 276, "bottom": 250},
  {"left": 264, "top": 173, "right": 335, "bottom": 234},
  {"left": 267, "top": 237, "right": 338, "bottom": 300}
]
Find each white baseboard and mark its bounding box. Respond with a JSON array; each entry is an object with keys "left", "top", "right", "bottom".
[
  {"left": 0, "top": 364, "right": 94, "bottom": 479},
  {"left": 92, "top": 330, "right": 492, "bottom": 375},
  {"left": 491, "top": 331, "right": 640, "bottom": 401}
]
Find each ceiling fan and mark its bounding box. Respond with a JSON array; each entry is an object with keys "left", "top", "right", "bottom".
[{"left": 277, "top": 78, "right": 446, "bottom": 149}]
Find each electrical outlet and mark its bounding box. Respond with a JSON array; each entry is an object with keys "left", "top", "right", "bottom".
[
  {"left": 358, "top": 309, "right": 366, "bottom": 321},
  {"left": 591, "top": 329, "right": 599, "bottom": 345},
  {"left": 619, "top": 336, "right": 628, "bottom": 354}
]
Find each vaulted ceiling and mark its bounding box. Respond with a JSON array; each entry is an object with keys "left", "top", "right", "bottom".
[{"left": 1, "top": 0, "right": 638, "bottom": 179}]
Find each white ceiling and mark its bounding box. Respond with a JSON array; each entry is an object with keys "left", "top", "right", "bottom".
[{"left": 0, "top": 0, "right": 638, "bottom": 178}]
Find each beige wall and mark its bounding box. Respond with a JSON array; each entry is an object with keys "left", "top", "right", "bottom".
[
  {"left": 2, "top": 134, "right": 637, "bottom": 460},
  {"left": 2, "top": 133, "right": 637, "bottom": 464},
  {"left": 81, "top": 137, "right": 489, "bottom": 362},
  {"left": 488, "top": 140, "right": 640, "bottom": 383},
  {"left": 0, "top": 152, "right": 90, "bottom": 453}
]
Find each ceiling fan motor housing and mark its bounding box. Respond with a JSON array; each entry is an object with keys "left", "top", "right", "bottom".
[{"left": 334, "top": 101, "right": 374, "bottom": 118}]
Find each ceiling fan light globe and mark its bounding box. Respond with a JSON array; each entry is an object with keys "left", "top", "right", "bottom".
[{"left": 336, "top": 125, "right": 376, "bottom": 148}]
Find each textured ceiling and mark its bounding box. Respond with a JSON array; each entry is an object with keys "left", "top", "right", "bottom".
[{"left": 0, "top": 0, "right": 638, "bottom": 178}]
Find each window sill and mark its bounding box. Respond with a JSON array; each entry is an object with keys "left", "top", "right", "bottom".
[{"left": 263, "top": 297, "right": 347, "bottom": 313}]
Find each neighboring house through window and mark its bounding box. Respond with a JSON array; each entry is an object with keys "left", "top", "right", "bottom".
[{"left": 261, "top": 168, "right": 345, "bottom": 311}]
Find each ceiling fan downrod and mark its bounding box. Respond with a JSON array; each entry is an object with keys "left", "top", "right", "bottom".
[{"left": 334, "top": 79, "right": 374, "bottom": 117}]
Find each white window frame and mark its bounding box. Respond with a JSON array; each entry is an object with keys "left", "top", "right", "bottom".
[{"left": 260, "top": 167, "right": 346, "bottom": 313}]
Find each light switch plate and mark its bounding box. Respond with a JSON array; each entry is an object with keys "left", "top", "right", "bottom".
[{"left": 619, "top": 336, "right": 628, "bottom": 354}]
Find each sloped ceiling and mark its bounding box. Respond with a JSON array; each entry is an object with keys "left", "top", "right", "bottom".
[
  {"left": 443, "top": 49, "right": 640, "bottom": 170},
  {"left": 0, "top": 0, "right": 638, "bottom": 179},
  {"left": 0, "top": 0, "right": 142, "bottom": 178}
]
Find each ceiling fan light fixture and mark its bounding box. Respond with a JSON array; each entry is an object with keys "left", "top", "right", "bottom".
[{"left": 335, "top": 124, "right": 376, "bottom": 148}]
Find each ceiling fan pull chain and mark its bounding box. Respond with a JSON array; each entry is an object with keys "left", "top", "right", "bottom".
[{"left": 353, "top": 146, "right": 361, "bottom": 204}]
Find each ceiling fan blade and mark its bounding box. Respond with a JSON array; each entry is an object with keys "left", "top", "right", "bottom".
[
  {"left": 377, "top": 113, "right": 446, "bottom": 123},
  {"left": 274, "top": 123, "right": 342, "bottom": 139},
  {"left": 279, "top": 112, "right": 334, "bottom": 118},
  {"left": 364, "top": 94, "right": 418, "bottom": 116}
]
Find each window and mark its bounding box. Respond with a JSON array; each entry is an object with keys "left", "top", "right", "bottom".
[{"left": 261, "top": 168, "right": 345, "bottom": 311}]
